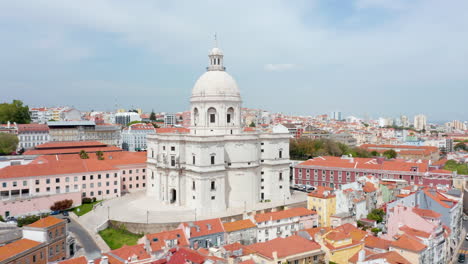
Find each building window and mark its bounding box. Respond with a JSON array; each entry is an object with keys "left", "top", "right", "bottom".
[
  {"left": 211, "top": 181, "right": 216, "bottom": 191},
  {"left": 211, "top": 196, "right": 215, "bottom": 200},
  {"left": 211, "top": 156, "right": 215, "bottom": 165},
  {"left": 227, "top": 113, "right": 231, "bottom": 123},
  {"left": 192, "top": 181, "right": 196, "bottom": 190},
  {"left": 279, "top": 173, "right": 283, "bottom": 181},
  {"left": 279, "top": 150, "right": 282, "bottom": 158},
  {"left": 171, "top": 156, "right": 176, "bottom": 166},
  {"left": 46, "top": 179, "right": 50, "bottom": 184},
  {"left": 82, "top": 176, "right": 86, "bottom": 180},
  {"left": 171, "top": 146, "right": 175, "bottom": 151},
  {"left": 193, "top": 155, "right": 196, "bottom": 165},
  {"left": 90, "top": 175, "right": 94, "bottom": 180},
  {"left": 35, "top": 179, "right": 40, "bottom": 185}
]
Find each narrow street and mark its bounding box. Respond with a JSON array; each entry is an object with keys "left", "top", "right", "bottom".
[{"left": 58, "top": 215, "right": 101, "bottom": 260}]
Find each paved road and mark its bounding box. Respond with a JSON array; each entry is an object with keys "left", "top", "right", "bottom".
[{"left": 58, "top": 215, "right": 101, "bottom": 260}]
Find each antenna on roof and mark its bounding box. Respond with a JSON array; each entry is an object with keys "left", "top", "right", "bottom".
[{"left": 214, "top": 32, "right": 218, "bottom": 47}]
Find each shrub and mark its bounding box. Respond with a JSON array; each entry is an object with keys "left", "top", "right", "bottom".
[
  {"left": 17, "top": 214, "right": 41, "bottom": 227},
  {"left": 82, "top": 197, "right": 92, "bottom": 204},
  {"left": 50, "top": 199, "right": 73, "bottom": 211},
  {"left": 92, "top": 197, "right": 97, "bottom": 203}
]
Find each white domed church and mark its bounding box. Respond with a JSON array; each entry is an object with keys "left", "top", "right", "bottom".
[{"left": 146, "top": 46, "right": 291, "bottom": 215}]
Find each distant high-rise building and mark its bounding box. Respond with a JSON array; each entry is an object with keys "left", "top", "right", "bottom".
[
  {"left": 115, "top": 112, "right": 141, "bottom": 126},
  {"left": 164, "top": 113, "right": 176, "bottom": 127},
  {"left": 400, "top": 115, "right": 409, "bottom": 127},
  {"left": 414, "top": 114, "right": 427, "bottom": 131},
  {"left": 331, "top": 111, "right": 342, "bottom": 121}
]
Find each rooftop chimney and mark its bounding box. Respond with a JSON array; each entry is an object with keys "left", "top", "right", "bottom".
[
  {"left": 358, "top": 249, "right": 366, "bottom": 262},
  {"left": 101, "top": 256, "right": 108, "bottom": 264}
]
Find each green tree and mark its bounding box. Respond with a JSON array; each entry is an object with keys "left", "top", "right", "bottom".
[
  {"left": 444, "top": 160, "right": 468, "bottom": 175},
  {"left": 454, "top": 142, "right": 467, "bottom": 151},
  {"left": 79, "top": 150, "right": 89, "bottom": 159},
  {"left": 249, "top": 121, "right": 256, "bottom": 127},
  {"left": 96, "top": 151, "right": 104, "bottom": 160},
  {"left": 127, "top": 120, "right": 142, "bottom": 126},
  {"left": 0, "top": 133, "right": 19, "bottom": 155},
  {"left": 383, "top": 149, "right": 397, "bottom": 159},
  {"left": 371, "top": 150, "right": 379, "bottom": 157},
  {"left": 367, "top": 209, "right": 385, "bottom": 223},
  {"left": 149, "top": 110, "right": 156, "bottom": 121},
  {"left": 0, "top": 100, "right": 31, "bottom": 124}
]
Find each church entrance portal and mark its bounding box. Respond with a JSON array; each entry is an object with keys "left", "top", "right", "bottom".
[{"left": 170, "top": 189, "right": 176, "bottom": 204}]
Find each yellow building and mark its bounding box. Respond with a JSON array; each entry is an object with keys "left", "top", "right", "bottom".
[
  {"left": 320, "top": 230, "right": 364, "bottom": 264},
  {"left": 307, "top": 186, "right": 336, "bottom": 227}
]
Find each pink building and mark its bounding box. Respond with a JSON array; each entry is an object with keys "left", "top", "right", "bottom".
[
  {"left": 0, "top": 152, "right": 146, "bottom": 218},
  {"left": 294, "top": 156, "right": 453, "bottom": 189}
]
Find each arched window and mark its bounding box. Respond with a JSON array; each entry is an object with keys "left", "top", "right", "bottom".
[
  {"left": 227, "top": 107, "right": 234, "bottom": 124},
  {"left": 208, "top": 107, "right": 217, "bottom": 124},
  {"left": 193, "top": 108, "right": 199, "bottom": 126}
]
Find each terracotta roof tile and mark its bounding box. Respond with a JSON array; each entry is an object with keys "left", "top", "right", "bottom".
[
  {"left": 412, "top": 207, "right": 441, "bottom": 219},
  {"left": 223, "top": 219, "right": 256, "bottom": 232},
  {"left": 247, "top": 235, "right": 321, "bottom": 259},
  {"left": 58, "top": 256, "right": 88, "bottom": 264},
  {"left": 108, "top": 244, "right": 150, "bottom": 262},
  {"left": 254, "top": 207, "right": 316, "bottom": 223},
  {"left": 364, "top": 236, "right": 392, "bottom": 250},
  {"left": 390, "top": 234, "right": 427, "bottom": 252},
  {"left": 182, "top": 218, "right": 225, "bottom": 238},
  {"left": 0, "top": 239, "right": 43, "bottom": 262},
  {"left": 27, "top": 216, "right": 65, "bottom": 228},
  {"left": 365, "top": 251, "right": 411, "bottom": 264},
  {"left": 146, "top": 229, "right": 189, "bottom": 252}
]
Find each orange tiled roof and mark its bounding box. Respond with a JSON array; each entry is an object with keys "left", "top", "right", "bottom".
[
  {"left": 0, "top": 239, "right": 42, "bottom": 262},
  {"left": 325, "top": 231, "right": 350, "bottom": 241},
  {"left": 156, "top": 128, "right": 190, "bottom": 134},
  {"left": 108, "top": 244, "right": 150, "bottom": 262},
  {"left": 307, "top": 186, "right": 335, "bottom": 199},
  {"left": 58, "top": 256, "right": 88, "bottom": 264},
  {"left": 182, "top": 218, "right": 225, "bottom": 238},
  {"left": 423, "top": 189, "right": 457, "bottom": 209},
  {"left": 254, "top": 207, "right": 316, "bottom": 223},
  {"left": 24, "top": 146, "right": 123, "bottom": 155},
  {"left": 146, "top": 229, "right": 188, "bottom": 252},
  {"left": 364, "top": 236, "right": 392, "bottom": 250},
  {"left": 399, "top": 225, "right": 431, "bottom": 238},
  {"left": 302, "top": 227, "right": 332, "bottom": 239},
  {"left": 35, "top": 141, "right": 106, "bottom": 149},
  {"left": 390, "top": 234, "right": 427, "bottom": 252},
  {"left": 222, "top": 243, "right": 256, "bottom": 256},
  {"left": 363, "top": 182, "right": 377, "bottom": 193},
  {"left": 247, "top": 235, "right": 321, "bottom": 259},
  {"left": 223, "top": 219, "right": 256, "bottom": 232},
  {"left": 412, "top": 207, "right": 441, "bottom": 219},
  {"left": 27, "top": 216, "right": 64, "bottom": 228},
  {"left": 364, "top": 251, "right": 411, "bottom": 264}
]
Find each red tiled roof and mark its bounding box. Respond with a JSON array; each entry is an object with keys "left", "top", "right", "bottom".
[
  {"left": 223, "top": 219, "right": 256, "bottom": 232},
  {"left": 364, "top": 236, "right": 392, "bottom": 250},
  {"left": 222, "top": 243, "right": 256, "bottom": 256},
  {"left": 247, "top": 235, "right": 321, "bottom": 259},
  {"left": 412, "top": 207, "right": 441, "bottom": 219},
  {"left": 364, "top": 251, "right": 411, "bottom": 264},
  {"left": 254, "top": 207, "right": 316, "bottom": 223},
  {"left": 302, "top": 227, "right": 332, "bottom": 239},
  {"left": 307, "top": 186, "right": 335, "bottom": 199},
  {"left": 17, "top": 124, "right": 49, "bottom": 133},
  {"left": 35, "top": 141, "right": 106, "bottom": 149},
  {"left": 399, "top": 225, "right": 431, "bottom": 238},
  {"left": 58, "top": 256, "right": 88, "bottom": 264},
  {"left": 182, "top": 218, "right": 225, "bottom": 238},
  {"left": 24, "top": 146, "right": 122, "bottom": 155},
  {"left": 0, "top": 158, "right": 117, "bottom": 179},
  {"left": 146, "top": 229, "right": 189, "bottom": 252},
  {"left": 423, "top": 189, "right": 457, "bottom": 209},
  {"left": 167, "top": 247, "right": 205, "bottom": 264},
  {"left": 325, "top": 231, "right": 351, "bottom": 241},
  {"left": 27, "top": 216, "right": 65, "bottom": 228},
  {"left": 109, "top": 244, "right": 150, "bottom": 262},
  {"left": 390, "top": 234, "right": 427, "bottom": 252},
  {"left": 0, "top": 239, "right": 43, "bottom": 262},
  {"left": 363, "top": 182, "right": 377, "bottom": 193}
]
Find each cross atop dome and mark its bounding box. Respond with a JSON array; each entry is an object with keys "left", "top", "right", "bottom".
[{"left": 207, "top": 34, "right": 225, "bottom": 71}]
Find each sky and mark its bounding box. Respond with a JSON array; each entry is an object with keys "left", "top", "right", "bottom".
[{"left": 1, "top": 0, "right": 467, "bottom": 122}]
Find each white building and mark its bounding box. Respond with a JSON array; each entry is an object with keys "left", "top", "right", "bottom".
[
  {"left": 115, "top": 112, "right": 142, "bottom": 126},
  {"left": 29, "top": 108, "right": 51, "bottom": 124},
  {"left": 146, "top": 46, "right": 291, "bottom": 215},
  {"left": 122, "top": 123, "right": 156, "bottom": 151},
  {"left": 164, "top": 113, "right": 177, "bottom": 127},
  {"left": 17, "top": 124, "right": 50, "bottom": 150},
  {"left": 414, "top": 114, "right": 427, "bottom": 131}
]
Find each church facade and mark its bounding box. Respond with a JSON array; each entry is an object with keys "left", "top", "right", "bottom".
[{"left": 146, "top": 46, "right": 291, "bottom": 215}]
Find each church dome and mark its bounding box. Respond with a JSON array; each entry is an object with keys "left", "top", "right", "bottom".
[
  {"left": 192, "top": 71, "right": 240, "bottom": 97},
  {"left": 209, "top": 47, "right": 223, "bottom": 56}
]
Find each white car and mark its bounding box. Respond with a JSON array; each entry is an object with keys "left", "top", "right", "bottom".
[{"left": 466, "top": 234, "right": 468, "bottom": 241}]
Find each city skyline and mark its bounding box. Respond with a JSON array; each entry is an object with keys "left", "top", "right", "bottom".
[{"left": 1, "top": 0, "right": 468, "bottom": 121}]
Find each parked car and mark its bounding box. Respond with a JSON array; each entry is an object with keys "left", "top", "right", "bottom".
[
  {"left": 459, "top": 254, "right": 465, "bottom": 263},
  {"left": 64, "top": 218, "right": 71, "bottom": 223},
  {"left": 463, "top": 215, "right": 468, "bottom": 221},
  {"left": 62, "top": 211, "right": 69, "bottom": 216},
  {"left": 50, "top": 211, "right": 61, "bottom": 215},
  {"left": 6, "top": 217, "right": 17, "bottom": 224},
  {"left": 465, "top": 234, "right": 468, "bottom": 241}
]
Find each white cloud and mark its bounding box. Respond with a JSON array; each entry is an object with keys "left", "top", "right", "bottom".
[{"left": 264, "top": 64, "right": 296, "bottom": 72}]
